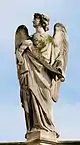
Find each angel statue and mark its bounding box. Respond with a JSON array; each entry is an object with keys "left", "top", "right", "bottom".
[{"left": 15, "top": 13, "right": 68, "bottom": 140}]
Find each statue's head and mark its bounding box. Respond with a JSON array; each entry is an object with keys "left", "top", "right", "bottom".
[{"left": 33, "top": 13, "right": 49, "bottom": 31}]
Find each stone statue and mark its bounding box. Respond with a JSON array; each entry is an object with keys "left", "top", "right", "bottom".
[{"left": 15, "top": 13, "right": 68, "bottom": 140}]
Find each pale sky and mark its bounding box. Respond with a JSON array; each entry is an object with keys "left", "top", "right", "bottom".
[{"left": 0, "top": 0, "right": 80, "bottom": 142}]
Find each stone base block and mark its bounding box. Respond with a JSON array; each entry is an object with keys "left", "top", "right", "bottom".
[
  {"left": 26, "top": 130, "right": 57, "bottom": 145},
  {"left": 27, "top": 139, "right": 56, "bottom": 145}
]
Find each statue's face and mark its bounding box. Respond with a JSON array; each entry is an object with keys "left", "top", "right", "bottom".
[{"left": 33, "top": 18, "right": 40, "bottom": 27}]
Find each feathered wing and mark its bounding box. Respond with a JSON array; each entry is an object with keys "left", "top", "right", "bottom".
[
  {"left": 51, "top": 23, "right": 68, "bottom": 102},
  {"left": 15, "top": 25, "right": 30, "bottom": 50},
  {"left": 15, "top": 25, "right": 30, "bottom": 78},
  {"left": 53, "top": 23, "right": 68, "bottom": 76}
]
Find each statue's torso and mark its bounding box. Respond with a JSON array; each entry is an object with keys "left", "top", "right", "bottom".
[{"left": 31, "top": 32, "right": 54, "bottom": 63}]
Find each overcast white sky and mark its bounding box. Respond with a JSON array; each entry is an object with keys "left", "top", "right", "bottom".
[{"left": 0, "top": 0, "right": 80, "bottom": 142}]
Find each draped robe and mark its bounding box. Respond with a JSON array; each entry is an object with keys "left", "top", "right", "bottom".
[{"left": 16, "top": 33, "right": 64, "bottom": 137}]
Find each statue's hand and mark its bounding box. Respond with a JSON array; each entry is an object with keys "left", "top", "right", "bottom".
[
  {"left": 22, "top": 40, "right": 33, "bottom": 51},
  {"left": 23, "top": 40, "right": 33, "bottom": 47},
  {"left": 56, "top": 68, "right": 62, "bottom": 74},
  {"left": 60, "top": 77, "right": 65, "bottom": 82},
  {"left": 56, "top": 68, "right": 65, "bottom": 82},
  {"left": 19, "top": 40, "right": 33, "bottom": 53}
]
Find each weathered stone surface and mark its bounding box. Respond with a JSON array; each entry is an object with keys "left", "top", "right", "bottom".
[
  {"left": 27, "top": 130, "right": 57, "bottom": 142},
  {"left": 26, "top": 130, "right": 56, "bottom": 145},
  {"left": 26, "top": 130, "right": 57, "bottom": 145},
  {"left": 15, "top": 13, "right": 68, "bottom": 139}
]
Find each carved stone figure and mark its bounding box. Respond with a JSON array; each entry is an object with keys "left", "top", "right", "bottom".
[{"left": 15, "top": 13, "right": 68, "bottom": 140}]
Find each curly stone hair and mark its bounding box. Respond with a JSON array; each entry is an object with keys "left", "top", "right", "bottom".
[{"left": 33, "top": 13, "right": 49, "bottom": 31}]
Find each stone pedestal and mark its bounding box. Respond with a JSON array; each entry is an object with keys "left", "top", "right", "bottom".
[
  {"left": 26, "top": 130, "right": 57, "bottom": 145},
  {"left": 0, "top": 140, "right": 80, "bottom": 145}
]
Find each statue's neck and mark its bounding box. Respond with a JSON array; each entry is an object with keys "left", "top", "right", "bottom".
[{"left": 35, "top": 26, "right": 45, "bottom": 34}]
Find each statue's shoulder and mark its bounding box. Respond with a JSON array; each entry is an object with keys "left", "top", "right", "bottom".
[
  {"left": 45, "top": 34, "right": 54, "bottom": 45},
  {"left": 30, "top": 33, "right": 47, "bottom": 48},
  {"left": 29, "top": 33, "right": 54, "bottom": 48}
]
